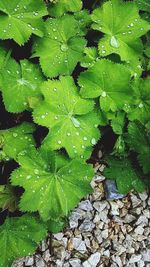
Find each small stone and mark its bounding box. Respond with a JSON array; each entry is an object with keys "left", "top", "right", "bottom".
[
  {"left": 138, "top": 192, "right": 148, "bottom": 201},
  {"left": 69, "top": 258, "right": 82, "bottom": 267},
  {"left": 103, "top": 250, "right": 110, "bottom": 257},
  {"left": 83, "top": 252, "right": 101, "bottom": 267},
  {"left": 112, "top": 255, "right": 122, "bottom": 267},
  {"left": 129, "top": 255, "right": 142, "bottom": 263},
  {"left": 43, "top": 250, "right": 51, "bottom": 261},
  {"left": 25, "top": 256, "right": 34, "bottom": 266},
  {"left": 134, "top": 226, "right": 144, "bottom": 235},
  {"left": 130, "top": 194, "right": 141, "bottom": 208},
  {"left": 136, "top": 215, "right": 148, "bottom": 226},
  {"left": 94, "top": 174, "right": 105, "bottom": 182},
  {"left": 78, "top": 200, "right": 93, "bottom": 211},
  {"left": 36, "top": 257, "right": 45, "bottom": 267},
  {"left": 137, "top": 261, "right": 145, "bottom": 267},
  {"left": 110, "top": 202, "right": 120, "bottom": 216},
  {"left": 72, "top": 238, "right": 87, "bottom": 253},
  {"left": 105, "top": 180, "right": 125, "bottom": 200},
  {"left": 55, "top": 259, "right": 63, "bottom": 267},
  {"left": 143, "top": 209, "right": 150, "bottom": 219},
  {"left": 79, "top": 219, "right": 95, "bottom": 232},
  {"left": 69, "top": 209, "right": 85, "bottom": 228},
  {"left": 12, "top": 258, "right": 25, "bottom": 267},
  {"left": 54, "top": 233, "right": 64, "bottom": 240},
  {"left": 101, "top": 229, "right": 109, "bottom": 239},
  {"left": 123, "top": 214, "right": 136, "bottom": 223},
  {"left": 93, "top": 201, "right": 108, "bottom": 212},
  {"left": 141, "top": 249, "right": 150, "bottom": 262},
  {"left": 41, "top": 240, "right": 47, "bottom": 251}
]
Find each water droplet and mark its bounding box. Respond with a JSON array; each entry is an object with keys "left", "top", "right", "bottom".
[
  {"left": 53, "top": 88, "right": 57, "bottom": 92},
  {"left": 102, "top": 50, "right": 106, "bottom": 54},
  {"left": 34, "top": 169, "right": 39, "bottom": 174},
  {"left": 67, "top": 132, "right": 71, "bottom": 136},
  {"left": 71, "top": 117, "right": 80, "bottom": 128},
  {"left": 83, "top": 137, "right": 87, "bottom": 141},
  {"left": 13, "top": 133, "right": 18, "bottom": 137},
  {"left": 139, "top": 103, "right": 144, "bottom": 108},
  {"left": 130, "top": 23, "right": 134, "bottom": 27},
  {"left": 101, "top": 91, "right": 107, "bottom": 97},
  {"left": 128, "top": 31, "right": 132, "bottom": 34},
  {"left": 140, "top": 27, "right": 144, "bottom": 31},
  {"left": 27, "top": 175, "right": 31, "bottom": 179},
  {"left": 41, "top": 115, "right": 45, "bottom": 119},
  {"left": 58, "top": 140, "right": 62, "bottom": 144},
  {"left": 110, "top": 36, "right": 120, "bottom": 48},
  {"left": 3, "top": 30, "right": 6, "bottom": 33},
  {"left": 33, "top": 11, "right": 38, "bottom": 16},
  {"left": 54, "top": 36, "right": 58, "bottom": 40},
  {"left": 55, "top": 116, "right": 58, "bottom": 120},
  {"left": 81, "top": 145, "right": 85, "bottom": 148},
  {"left": 60, "top": 43, "right": 68, "bottom": 52},
  {"left": 91, "top": 138, "right": 96, "bottom": 145}
]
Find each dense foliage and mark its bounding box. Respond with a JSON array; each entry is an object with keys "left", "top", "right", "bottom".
[{"left": 0, "top": 0, "right": 149, "bottom": 266}]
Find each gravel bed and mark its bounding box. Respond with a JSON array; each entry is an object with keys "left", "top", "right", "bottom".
[{"left": 12, "top": 164, "right": 150, "bottom": 267}]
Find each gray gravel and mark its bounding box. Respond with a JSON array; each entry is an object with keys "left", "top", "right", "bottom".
[{"left": 12, "top": 162, "right": 150, "bottom": 267}]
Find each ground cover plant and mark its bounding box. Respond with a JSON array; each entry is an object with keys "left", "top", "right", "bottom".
[{"left": 0, "top": 0, "right": 150, "bottom": 266}]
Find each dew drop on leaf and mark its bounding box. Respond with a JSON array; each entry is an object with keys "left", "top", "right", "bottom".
[
  {"left": 139, "top": 103, "right": 144, "bottom": 108},
  {"left": 34, "top": 169, "right": 39, "bottom": 174},
  {"left": 60, "top": 44, "right": 68, "bottom": 52},
  {"left": 71, "top": 117, "right": 80, "bottom": 128},
  {"left": 110, "top": 36, "right": 120, "bottom": 48},
  {"left": 13, "top": 133, "right": 18, "bottom": 137},
  {"left": 91, "top": 138, "right": 97, "bottom": 145},
  {"left": 101, "top": 91, "right": 107, "bottom": 97}
]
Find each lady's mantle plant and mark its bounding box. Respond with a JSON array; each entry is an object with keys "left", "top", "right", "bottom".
[{"left": 0, "top": 0, "right": 150, "bottom": 266}]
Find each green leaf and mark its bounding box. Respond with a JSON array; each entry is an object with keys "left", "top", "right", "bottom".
[
  {"left": 80, "top": 47, "right": 98, "bottom": 68},
  {"left": 103, "top": 156, "right": 145, "bottom": 194},
  {"left": 126, "top": 78, "right": 150, "bottom": 125},
  {"left": 0, "top": 185, "right": 18, "bottom": 212},
  {"left": 47, "top": 217, "right": 66, "bottom": 233},
  {"left": 127, "top": 122, "right": 150, "bottom": 174},
  {"left": 33, "top": 76, "right": 100, "bottom": 158},
  {"left": 0, "top": 122, "right": 35, "bottom": 161},
  {"left": 74, "top": 10, "right": 92, "bottom": 35},
  {"left": 11, "top": 148, "right": 93, "bottom": 220},
  {"left": 78, "top": 59, "right": 132, "bottom": 112},
  {"left": 111, "top": 112, "right": 126, "bottom": 135},
  {"left": 135, "top": 0, "right": 150, "bottom": 12},
  {"left": 0, "top": 215, "right": 47, "bottom": 267},
  {"left": 0, "top": 0, "right": 48, "bottom": 45},
  {"left": 32, "top": 14, "right": 86, "bottom": 78},
  {"left": 0, "top": 45, "right": 11, "bottom": 88},
  {"left": 1, "top": 59, "right": 44, "bottom": 113},
  {"left": 48, "top": 0, "right": 82, "bottom": 17},
  {"left": 113, "top": 136, "right": 126, "bottom": 156},
  {"left": 91, "top": 0, "right": 150, "bottom": 62}
]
